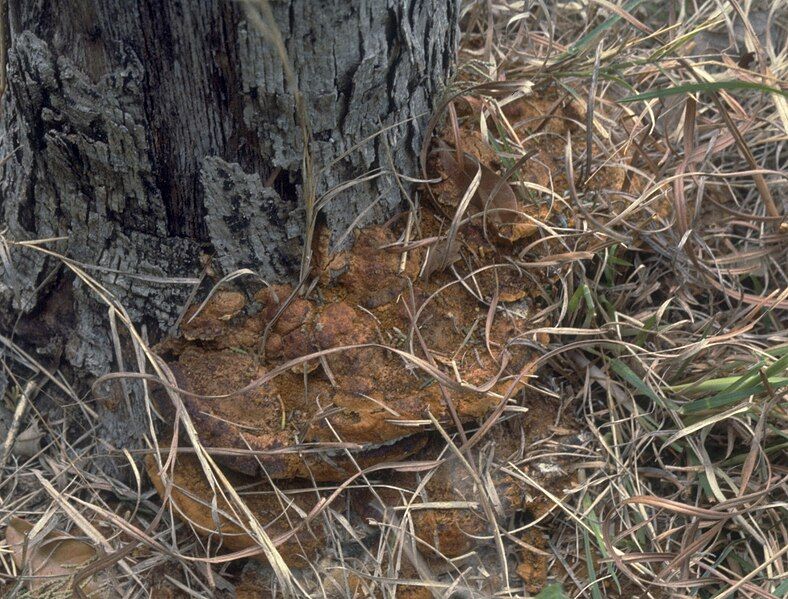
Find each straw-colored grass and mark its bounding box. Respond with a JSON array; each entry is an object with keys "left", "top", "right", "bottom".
[
  {"left": 1, "top": 0, "right": 785, "bottom": 597},
  {"left": 453, "top": 1, "right": 787, "bottom": 597}
]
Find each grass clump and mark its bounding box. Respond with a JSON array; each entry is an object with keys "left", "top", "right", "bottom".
[
  {"left": 1, "top": 0, "right": 785, "bottom": 597},
  {"left": 456, "top": 0, "right": 786, "bottom": 596}
]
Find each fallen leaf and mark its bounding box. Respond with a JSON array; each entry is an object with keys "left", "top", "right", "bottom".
[
  {"left": 498, "top": 221, "right": 538, "bottom": 242},
  {"left": 0, "top": 407, "right": 43, "bottom": 460},
  {"left": 499, "top": 289, "right": 527, "bottom": 303},
  {"left": 439, "top": 150, "right": 521, "bottom": 233},
  {"left": 420, "top": 237, "right": 462, "bottom": 279},
  {"left": 10, "top": 422, "right": 43, "bottom": 459},
  {"left": 5, "top": 517, "right": 109, "bottom": 596}
]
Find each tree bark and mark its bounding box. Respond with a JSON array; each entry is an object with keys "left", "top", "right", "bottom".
[{"left": 0, "top": 0, "right": 457, "bottom": 459}]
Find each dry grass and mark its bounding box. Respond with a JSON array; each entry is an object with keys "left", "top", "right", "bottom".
[
  {"left": 453, "top": 1, "right": 787, "bottom": 597},
  {"left": 1, "top": 0, "right": 786, "bottom": 598}
]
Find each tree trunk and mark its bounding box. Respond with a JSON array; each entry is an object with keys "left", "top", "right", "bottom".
[{"left": 0, "top": 0, "right": 457, "bottom": 462}]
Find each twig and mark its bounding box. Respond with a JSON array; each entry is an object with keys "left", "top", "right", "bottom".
[{"left": 0, "top": 378, "right": 40, "bottom": 470}]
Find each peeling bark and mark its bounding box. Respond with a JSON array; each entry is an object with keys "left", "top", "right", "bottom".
[{"left": 0, "top": 0, "right": 457, "bottom": 468}]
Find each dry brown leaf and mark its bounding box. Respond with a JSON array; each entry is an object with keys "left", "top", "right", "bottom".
[
  {"left": 5, "top": 517, "right": 109, "bottom": 596},
  {"left": 499, "top": 289, "right": 527, "bottom": 303},
  {"left": 421, "top": 237, "right": 462, "bottom": 280},
  {"left": 439, "top": 150, "right": 521, "bottom": 232},
  {"left": 0, "top": 421, "right": 43, "bottom": 459},
  {"left": 0, "top": 401, "right": 43, "bottom": 462},
  {"left": 498, "top": 221, "right": 538, "bottom": 243}
]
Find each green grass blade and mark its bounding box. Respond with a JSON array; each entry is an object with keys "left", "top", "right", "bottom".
[
  {"left": 534, "top": 584, "right": 570, "bottom": 599},
  {"left": 567, "top": 0, "right": 650, "bottom": 57},
  {"left": 677, "top": 354, "right": 788, "bottom": 414},
  {"left": 620, "top": 80, "right": 788, "bottom": 103},
  {"left": 611, "top": 358, "right": 677, "bottom": 410}
]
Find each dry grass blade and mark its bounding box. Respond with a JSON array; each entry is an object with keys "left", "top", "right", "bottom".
[
  {"left": 2, "top": 0, "right": 787, "bottom": 597},
  {"left": 242, "top": 0, "right": 316, "bottom": 285},
  {"left": 0, "top": 379, "right": 40, "bottom": 470}
]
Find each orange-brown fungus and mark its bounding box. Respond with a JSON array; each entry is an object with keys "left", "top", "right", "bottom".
[
  {"left": 154, "top": 223, "right": 538, "bottom": 481},
  {"left": 144, "top": 450, "right": 360, "bottom": 567},
  {"left": 146, "top": 90, "right": 613, "bottom": 569},
  {"left": 377, "top": 404, "right": 571, "bottom": 562}
]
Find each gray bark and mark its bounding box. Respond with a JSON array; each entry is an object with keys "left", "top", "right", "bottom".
[{"left": 0, "top": 0, "right": 457, "bottom": 464}]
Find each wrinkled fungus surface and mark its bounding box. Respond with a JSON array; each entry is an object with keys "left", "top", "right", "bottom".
[
  {"left": 148, "top": 136, "right": 576, "bottom": 569},
  {"left": 154, "top": 225, "right": 538, "bottom": 481}
]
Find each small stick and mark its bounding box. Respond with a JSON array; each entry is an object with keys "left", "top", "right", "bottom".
[
  {"left": 447, "top": 101, "right": 463, "bottom": 164},
  {"left": 398, "top": 210, "right": 414, "bottom": 274},
  {"left": 0, "top": 378, "right": 40, "bottom": 470}
]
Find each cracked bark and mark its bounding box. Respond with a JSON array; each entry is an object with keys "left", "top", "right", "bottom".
[{"left": 0, "top": 0, "right": 458, "bottom": 472}]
